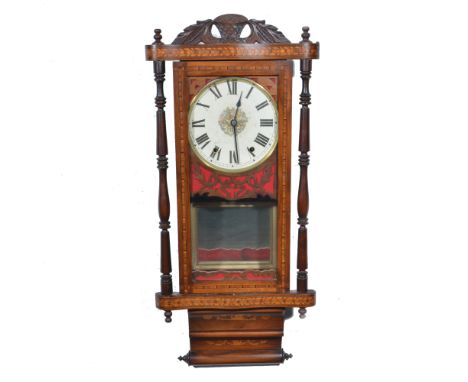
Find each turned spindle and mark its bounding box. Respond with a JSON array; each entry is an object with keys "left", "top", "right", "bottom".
[
  {"left": 153, "top": 29, "right": 173, "bottom": 322},
  {"left": 297, "top": 27, "right": 312, "bottom": 317}
]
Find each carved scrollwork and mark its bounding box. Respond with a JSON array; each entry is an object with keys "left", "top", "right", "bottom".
[{"left": 172, "top": 14, "right": 290, "bottom": 45}]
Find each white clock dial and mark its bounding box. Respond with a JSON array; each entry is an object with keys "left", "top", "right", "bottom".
[{"left": 188, "top": 77, "right": 278, "bottom": 173}]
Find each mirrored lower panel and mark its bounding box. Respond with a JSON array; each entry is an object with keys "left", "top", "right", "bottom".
[{"left": 191, "top": 202, "right": 277, "bottom": 271}]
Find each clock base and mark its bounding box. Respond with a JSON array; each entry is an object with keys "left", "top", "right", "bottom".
[
  {"left": 156, "top": 291, "right": 316, "bottom": 310},
  {"left": 180, "top": 308, "right": 292, "bottom": 367}
]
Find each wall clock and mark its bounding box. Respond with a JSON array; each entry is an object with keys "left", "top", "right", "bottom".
[{"left": 145, "top": 14, "right": 319, "bottom": 367}]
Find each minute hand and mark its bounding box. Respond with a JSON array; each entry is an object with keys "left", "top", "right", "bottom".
[{"left": 231, "top": 92, "right": 243, "bottom": 164}]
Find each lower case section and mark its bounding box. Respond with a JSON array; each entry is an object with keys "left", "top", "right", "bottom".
[{"left": 181, "top": 308, "right": 291, "bottom": 367}]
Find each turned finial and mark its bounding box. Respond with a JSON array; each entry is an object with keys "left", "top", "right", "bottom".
[
  {"left": 299, "top": 307, "right": 307, "bottom": 319},
  {"left": 154, "top": 29, "right": 163, "bottom": 44},
  {"left": 301, "top": 26, "right": 310, "bottom": 42}
]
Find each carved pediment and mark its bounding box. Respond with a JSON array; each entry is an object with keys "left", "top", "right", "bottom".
[{"left": 171, "top": 14, "right": 290, "bottom": 45}]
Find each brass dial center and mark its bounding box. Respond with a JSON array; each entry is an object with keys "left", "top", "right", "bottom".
[{"left": 218, "top": 107, "right": 248, "bottom": 136}]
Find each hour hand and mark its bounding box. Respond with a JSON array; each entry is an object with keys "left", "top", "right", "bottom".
[
  {"left": 236, "top": 92, "right": 243, "bottom": 108},
  {"left": 233, "top": 92, "right": 243, "bottom": 122}
]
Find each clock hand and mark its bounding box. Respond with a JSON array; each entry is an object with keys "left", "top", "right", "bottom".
[
  {"left": 232, "top": 123, "right": 239, "bottom": 164},
  {"left": 230, "top": 117, "right": 240, "bottom": 164},
  {"left": 233, "top": 92, "right": 243, "bottom": 121},
  {"left": 230, "top": 92, "right": 243, "bottom": 164}
]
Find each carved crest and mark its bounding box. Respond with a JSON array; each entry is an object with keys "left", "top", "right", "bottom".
[{"left": 172, "top": 14, "right": 290, "bottom": 45}]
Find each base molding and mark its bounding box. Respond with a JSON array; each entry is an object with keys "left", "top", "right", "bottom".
[
  {"left": 182, "top": 308, "right": 292, "bottom": 367},
  {"left": 156, "top": 290, "right": 316, "bottom": 311}
]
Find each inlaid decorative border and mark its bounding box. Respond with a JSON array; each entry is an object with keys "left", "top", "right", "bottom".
[
  {"left": 146, "top": 43, "right": 319, "bottom": 62},
  {"left": 156, "top": 291, "right": 316, "bottom": 310}
]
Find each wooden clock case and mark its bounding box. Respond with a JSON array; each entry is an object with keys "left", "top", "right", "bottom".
[{"left": 145, "top": 14, "right": 319, "bottom": 367}]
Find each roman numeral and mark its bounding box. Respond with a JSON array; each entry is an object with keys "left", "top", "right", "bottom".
[
  {"left": 256, "top": 100, "right": 269, "bottom": 111},
  {"left": 254, "top": 133, "right": 270, "bottom": 147},
  {"left": 191, "top": 119, "right": 205, "bottom": 128},
  {"left": 209, "top": 84, "right": 222, "bottom": 99},
  {"left": 195, "top": 133, "right": 210, "bottom": 146},
  {"left": 229, "top": 150, "right": 239, "bottom": 164},
  {"left": 210, "top": 146, "right": 221, "bottom": 160},
  {"left": 246, "top": 86, "right": 254, "bottom": 99},
  {"left": 226, "top": 79, "right": 237, "bottom": 95},
  {"left": 260, "top": 119, "right": 273, "bottom": 127},
  {"left": 196, "top": 102, "right": 210, "bottom": 108}
]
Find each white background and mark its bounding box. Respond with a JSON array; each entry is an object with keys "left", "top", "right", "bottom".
[{"left": 1, "top": 0, "right": 467, "bottom": 381}]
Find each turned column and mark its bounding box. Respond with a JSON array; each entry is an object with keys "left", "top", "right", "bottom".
[
  {"left": 297, "top": 27, "right": 312, "bottom": 318},
  {"left": 153, "top": 29, "right": 173, "bottom": 323}
]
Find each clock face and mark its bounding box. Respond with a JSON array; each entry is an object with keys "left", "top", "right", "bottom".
[{"left": 188, "top": 77, "right": 278, "bottom": 173}]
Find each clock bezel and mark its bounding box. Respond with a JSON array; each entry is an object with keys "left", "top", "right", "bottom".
[{"left": 187, "top": 76, "right": 279, "bottom": 174}]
